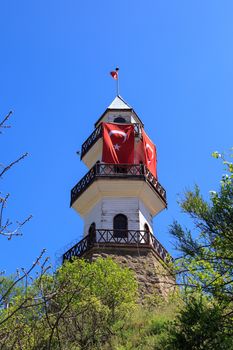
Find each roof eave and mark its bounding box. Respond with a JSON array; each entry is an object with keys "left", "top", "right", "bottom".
[{"left": 94, "top": 108, "right": 144, "bottom": 128}]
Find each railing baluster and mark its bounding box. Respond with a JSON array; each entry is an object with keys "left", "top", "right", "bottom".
[
  {"left": 81, "top": 124, "right": 102, "bottom": 159},
  {"left": 63, "top": 229, "right": 171, "bottom": 263},
  {"left": 70, "top": 163, "right": 166, "bottom": 207}
]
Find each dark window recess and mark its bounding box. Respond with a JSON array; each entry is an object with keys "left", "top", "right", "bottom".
[
  {"left": 114, "top": 117, "right": 126, "bottom": 123},
  {"left": 88, "top": 222, "right": 96, "bottom": 242},
  {"left": 144, "top": 223, "right": 150, "bottom": 244},
  {"left": 113, "top": 214, "right": 128, "bottom": 238}
]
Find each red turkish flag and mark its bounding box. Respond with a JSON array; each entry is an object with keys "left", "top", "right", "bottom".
[
  {"left": 102, "top": 123, "right": 134, "bottom": 164},
  {"left": 142, "top": 130, "right": 157, "bottom": 178},
  {"left": 110, "top": 71, "right": 118, "bottom": 80}
]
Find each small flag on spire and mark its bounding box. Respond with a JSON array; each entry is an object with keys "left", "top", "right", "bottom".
[
  {"left": 110, "top": 70, "right": 118, "bottom": 80},
  {"left": 110, "top": 67, "right": 120, "bottom": 95}
]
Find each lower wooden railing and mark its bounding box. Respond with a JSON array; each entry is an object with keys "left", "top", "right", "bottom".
[{"left": 63, "top": 229, "right": 170, "bottom": 263}]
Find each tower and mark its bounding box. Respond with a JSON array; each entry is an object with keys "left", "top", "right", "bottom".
[{"left": 63, "top": 95, "right": 174, "bottom": 298}]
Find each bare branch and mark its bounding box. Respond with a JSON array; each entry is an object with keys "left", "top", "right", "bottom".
[
  {"left": 0, "top": 249, "right": 47, "bottom": 306},
  {"left": 0, "top": 190, "right": 32, "bottom": 238},
  {"left": 0, "top": 152, "right": 28, "bottom": 179},
  {"left": 0, "top": 111, "right": 12, "bottom": 131}
]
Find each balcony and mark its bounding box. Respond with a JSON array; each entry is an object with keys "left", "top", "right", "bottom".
[
  {"left": 70, "top": 163, "right": 167, "bottom": 208},
  {"left": 63, "top": 229, "right": 171, "bottom": 264},
  {"left": 81, "top": 123, "right": 141, "bottom": 160},
  {"left": 81, "top": 124, "right": 102, "bottom": 159}
]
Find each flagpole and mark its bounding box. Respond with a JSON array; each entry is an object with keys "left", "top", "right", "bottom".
[{"left": 116, "top": 67, "right": 119, "bottom": 95}]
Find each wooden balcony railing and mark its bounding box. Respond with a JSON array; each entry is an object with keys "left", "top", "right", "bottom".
[
  {"left": 62, "top": 229, "right": 171, "bottom": 263},
  {"left": 70, "top": 163, "right": 167, "bottom": 207},
  {"left": 81, "top": 124, "right": 102, "bottom": 159},
  {"left": 81, "top": 123, "right": 141, "bottom": 159}
]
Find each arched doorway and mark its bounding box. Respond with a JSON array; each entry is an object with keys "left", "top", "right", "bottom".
[{"left": 113, "top": 214, "right": 128, "bottom": 238}]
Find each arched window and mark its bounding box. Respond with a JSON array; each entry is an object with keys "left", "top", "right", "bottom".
[
  {"left": 113, "top": 214, "right": 128, "bottom": 238},
  {"left": 114, "top": 117, "right": 126, "bottom": 123},
  {"left": 144, "top": 223, "right": 150, "bottom": 233},
  {"left": 88, "top": 222, "right": 96, "bottom": 242}
]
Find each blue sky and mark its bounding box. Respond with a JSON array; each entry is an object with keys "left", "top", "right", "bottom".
[{"left": 0, "top": 1, "right": 232, "bottom": 273}]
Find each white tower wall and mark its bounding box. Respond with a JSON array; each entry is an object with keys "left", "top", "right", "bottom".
[{"left": 83, "top": 197, "right": 153, "bottom": 236}]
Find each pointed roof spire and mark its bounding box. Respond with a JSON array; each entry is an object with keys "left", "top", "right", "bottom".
[
  {"left": 107, "top": 95, "right": 132, "bottom": 110},
  {"left": 94, "top": 95, "right": 144, "bottom": 128}
]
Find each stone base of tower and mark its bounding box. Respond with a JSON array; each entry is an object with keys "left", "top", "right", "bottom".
[{"left": 82, "top": 246, "right": 175, "bottom": 301}]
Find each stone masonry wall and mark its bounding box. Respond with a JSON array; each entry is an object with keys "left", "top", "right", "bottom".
[{"left": 84, "top": 246, "right": 175, "bottom": 301}]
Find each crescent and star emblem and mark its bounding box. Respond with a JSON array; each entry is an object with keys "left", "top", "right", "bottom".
[
  {"left": 146, "top": 143, "right": 154, "bottom": 164},
  {"left": 109, "top": 130, "right": 127, "bottom": 151}
]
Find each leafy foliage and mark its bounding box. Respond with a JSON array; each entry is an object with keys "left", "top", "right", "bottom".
[
  {"left": 165, "top": 293, "right": 233, "bottom": 350},
  {"left": 105, "top": 295, "right": 179, "bottom": 350},
  {"left": 1, "top": 150, "right": 232, "bottom": 349},
  {"left": 0, "top": 257, "right": 138, "bottom": 349},
  {"left": 168, "top": 151, "right": 233, "bottom": 348}
]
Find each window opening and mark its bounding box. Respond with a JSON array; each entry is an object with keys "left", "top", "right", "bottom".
[
  {"left": 113, "top": 214, "right": 128, "bottom": 238},
  {"left": 88, "top": 222, "right": 96, "bottom": 243},
  {"left": 114, "top": 117, "right": 126, "bottom": 123}
]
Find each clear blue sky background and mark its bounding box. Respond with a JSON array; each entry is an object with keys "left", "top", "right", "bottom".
[{"left": 0, "top": 1, "right": 232, "bottom": 274}]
